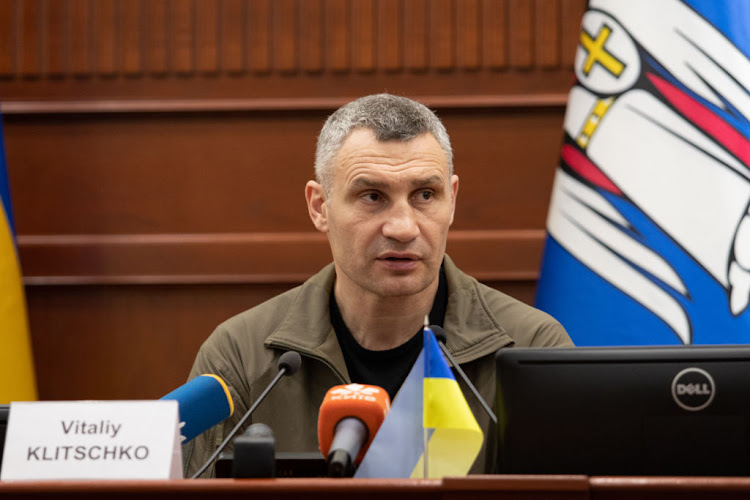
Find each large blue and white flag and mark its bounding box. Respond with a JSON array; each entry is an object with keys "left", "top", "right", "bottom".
[{"left": 536, "top": 0, "right": 750, "bottom": 346}]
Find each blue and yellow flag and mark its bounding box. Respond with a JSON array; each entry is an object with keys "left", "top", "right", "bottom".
[
  {"left": 355, "top": 326, "right": 482, "bottom": 478},
  {"left": 416, "top": 326, "right": 482, "bottom": 477},
  {"left": 0, "top": 118, "right": 36, "bottom": 402}
]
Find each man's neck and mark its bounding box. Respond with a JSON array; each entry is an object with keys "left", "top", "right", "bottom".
[{"left": 334, "top": 279, "right": 438, "bottom": 351}]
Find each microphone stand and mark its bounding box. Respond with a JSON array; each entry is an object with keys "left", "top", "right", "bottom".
[{"left": 191, "top": 352, "right": 301, "bottom": 478}]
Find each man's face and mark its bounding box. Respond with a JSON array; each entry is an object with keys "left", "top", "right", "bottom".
[{"left": 306, "top": 129, "right": 459, "bottom": 299}]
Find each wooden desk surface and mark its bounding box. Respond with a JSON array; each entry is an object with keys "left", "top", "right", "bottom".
[{"left": 1, "top": 475, "right": 749, "bottom": 500}]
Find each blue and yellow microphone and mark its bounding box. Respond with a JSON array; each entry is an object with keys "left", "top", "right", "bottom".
[{"left": 161, "top": 374, "right": 234, "bottom": 442}]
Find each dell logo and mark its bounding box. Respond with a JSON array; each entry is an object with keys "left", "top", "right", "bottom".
[
  {"left": 675, "top": 383, "right": 711, "bottom": 396},
  {"left": 671, "top": 368, "right": 715, "bottom": 411}
]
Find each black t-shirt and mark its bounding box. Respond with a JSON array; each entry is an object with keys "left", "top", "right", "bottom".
[{"left": 330, "top": 266, "right": 448, "bottom": 401}]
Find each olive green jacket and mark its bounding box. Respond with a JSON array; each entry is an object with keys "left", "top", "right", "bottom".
[{"left": 183, "top": 255, "right": 572, "bottom": 478}]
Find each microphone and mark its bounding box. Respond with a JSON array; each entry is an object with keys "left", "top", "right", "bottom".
[
  {"left": 190, "top": 350, "right": 302, "bottom": 479},
  {"left": 232, "top": 423, "right": 276, "bottom": 478},
  {"left": 317, "top": 384, "right": 390, "bottom": 477},
  {"left": 431, "top": 325, "right": 497, "bottom": 424},
  {"left": 161, "top": 374, "right": 234, "bottom": 443}
]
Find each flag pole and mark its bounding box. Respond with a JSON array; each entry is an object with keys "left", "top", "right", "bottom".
[
  {"left": 423, "top": 427, "right": 429, "bottom": 478},
  {"left": 423, "top": 315, "right": 429, "bottom": 478}
]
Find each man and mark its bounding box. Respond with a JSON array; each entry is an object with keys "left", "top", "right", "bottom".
[{"left": 184, "top": 94, "right": 572, "bottom": 477}]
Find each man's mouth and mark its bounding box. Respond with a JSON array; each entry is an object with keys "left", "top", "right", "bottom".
[
  {"left": 379, "top": 253, "right": 419, "bottom": 261},
  {"left": 377, "top": 253, "right": 421, "bottom": 269}
]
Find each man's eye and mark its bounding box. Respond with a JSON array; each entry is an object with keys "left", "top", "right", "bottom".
[
  {"left": 417, "top": 190, "right": 434, "bottom": 201},
  {"left": 363, "top": 192, "right": 381, "bottom": 202}
]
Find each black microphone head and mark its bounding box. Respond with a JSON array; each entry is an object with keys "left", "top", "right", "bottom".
[
  {"left": 430, "top": 325, "right": 447, "bottom": 344},
  {"left": 278, "top": 351, "right": 302, "bottom": 375},
  {"left": 243, "top": 422, "right": 274, "bottom": 439},
  {"left": 234, "top": 423, "right": 276, "bottom": 478}
]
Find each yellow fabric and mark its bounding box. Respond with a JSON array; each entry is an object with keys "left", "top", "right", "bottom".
[
  {"left": 411, "top": 377, "right": 482, "bottom": 478},
  {"left": 0, "top": 204, "right": 36, "bottom": 403}
]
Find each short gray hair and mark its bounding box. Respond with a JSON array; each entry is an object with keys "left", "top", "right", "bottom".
[{"left": 314, "top": 94, "right": 453, "bottom": 193}]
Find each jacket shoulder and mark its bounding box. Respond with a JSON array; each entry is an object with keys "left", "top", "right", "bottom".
[
  {"left": 474, "top": 280, "right": 573, "bottom": 347},
  {"left": 191, "top": 263, "right": 336, "bottom": 383}
]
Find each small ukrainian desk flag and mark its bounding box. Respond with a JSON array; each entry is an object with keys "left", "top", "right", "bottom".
[{"left": 355, "top": 323, "right": 482, "bottom": 478}]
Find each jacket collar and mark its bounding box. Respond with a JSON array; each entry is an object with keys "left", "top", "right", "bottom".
[
  {"left": 264, "top": 263, "right": 349, "bottom": 381},
  {"left": 441, "top": 255, "right": 515, "bottom": 363},
  {"left": 264, "top": 255, "right": 513, "bottom": 376}
]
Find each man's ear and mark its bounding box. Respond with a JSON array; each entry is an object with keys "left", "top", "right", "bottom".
[
  {"left": 305, "top": 180, "right": 329, "bottom": 233},
  {"left": 449, "top": 174, "right": 459, "bottom": 225}
]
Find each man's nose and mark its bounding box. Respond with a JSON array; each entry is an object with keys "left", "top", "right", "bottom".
[{"left": 382, "top": 201, "right": 420, "bottom": 242}]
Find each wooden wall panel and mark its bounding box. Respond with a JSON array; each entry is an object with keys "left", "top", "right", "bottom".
[
  {"left": 482, "top": 0, "right": 506, "bottom": 69},
  {"left": 172, "top": 0, "right": 195, "bottom": 74},
  {"left": 0, "top": 2, "right": 13, "bottom": 76},
  {"left": 274, "top": 0, "right": 297, "bottom": 73},
  {"left": 0, "top": 0, "right": 585, "bottom": 100},
  {"left": 536, "top": 0, "right": 561, "bottom": 68},
  {"left": 508, "top": 0, "right": 533, "bottom": 68},
  {"left": 431, "top": 0, "right": 454, "bottom": 70},
  {"left": 45, "top": 0, "right": 67, "bottom": 76},
  {"left": 376, "top": 0, "right": 401, "bottom": 71},
  {"left": 404, "top": 0, "right": 428, "bottom": 71},
  {"left": 0, "top": 0, "right": 589, "bottom": 78},
  {"left": 93, "top": 0, "right": 117, "bottom": 75},
  {"left": 147, "top": 0, "right": 169, "bottom": 74},
  {"left": 326, "top": 0, "right": 350, "bottom": 72},
  {"left": 352, "top": 0, "right": 375, "bottom": 72},
  {"left": 0, "top": 0, "right": 586, "bottom": 400},
  {"left": 221, "top": 0, "right": 245, "bottom": 74},
  {"left": 196, "top": 0, "right": 220, "bottom": 74},
  {"left": 121, "top": 0, "right": 143, "bottom": 75},
  {"left": 248, "top": 0, "right": 271, "bottom": 73},
  {"left": 19, "top": 0, "right": 41, "bottom": 77},
  {"left": 5, "top": 112, "right": 321, "bottom": 235},
  {"left": 456, "top": 0, "right": 480, "bottom": 70},
  {"left": 300, "top": 1, "right": 324, "bottom": 73}
]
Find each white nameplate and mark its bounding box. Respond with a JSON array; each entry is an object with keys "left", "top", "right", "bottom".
[{"left": 0, "top": 400, "right": 183, "bottom": 480}]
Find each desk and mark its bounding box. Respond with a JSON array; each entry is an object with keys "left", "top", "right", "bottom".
[
  {"left": 589, "top": 476, "right": 750, "bottom": 500},
  {"left": 0, "top": 475, "right": 749, "bottom": 499}
]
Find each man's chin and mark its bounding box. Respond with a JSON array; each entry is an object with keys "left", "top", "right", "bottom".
[{"left": 368, "top": 275, "right": 436, "bottom": 299}]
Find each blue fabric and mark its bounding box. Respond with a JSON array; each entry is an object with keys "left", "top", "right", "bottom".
[
  {"left": 423, "top": 327, "right": 453, "bottom": 379},
  {"left": 0, "top": 119, "right": 15, "bottom": 233}
]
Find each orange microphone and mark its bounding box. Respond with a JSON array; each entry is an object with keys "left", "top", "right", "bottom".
[{"left": 317, "top": 384, "right": 390, "bottom": 477}]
